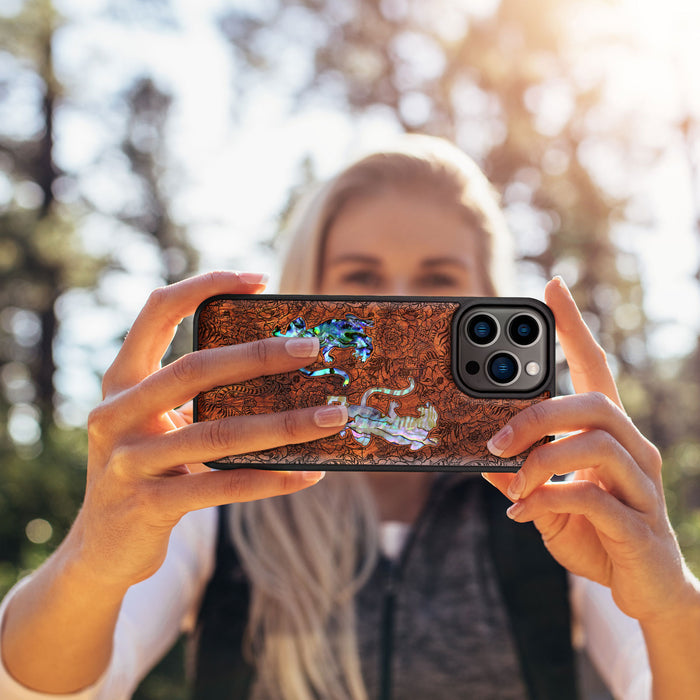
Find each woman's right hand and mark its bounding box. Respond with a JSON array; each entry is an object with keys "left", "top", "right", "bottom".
[{"left": 73, "top": 270, "right": 347, "bottom": 590}]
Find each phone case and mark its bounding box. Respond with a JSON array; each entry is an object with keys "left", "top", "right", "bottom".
[{"left": 193, "top": 295, "right": 555, "bottom": 472}]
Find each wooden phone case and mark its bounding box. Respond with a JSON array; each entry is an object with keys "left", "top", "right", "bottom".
[{"left": 193, "top": 295, "right": 554, "bottom": 472}]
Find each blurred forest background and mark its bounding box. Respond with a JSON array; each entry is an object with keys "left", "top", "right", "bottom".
[{"left": 2, "top": 0, "right": 700, "bottom": 697}]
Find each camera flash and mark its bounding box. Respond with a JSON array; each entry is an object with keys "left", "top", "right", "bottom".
[{"left": 525, "top": 361, "right": 540, "bottom": 376}]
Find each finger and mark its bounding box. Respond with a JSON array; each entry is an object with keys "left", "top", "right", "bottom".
[
  {"left": 505, "top": 479, "right": 640, "bottom": 545},
  {"left": 111, "top": 404, "right": 348, "bottom": 476},
  {"left": 487, "top": 392, "right": 661, "bottom": 480},
  {"left": 481, "top": 471, "right": 518, "bottom": 500},
  {"left": 482, "top": 473, "right": 615, "bottom": 575},
  {"left": 157, "top": 468, "right": 326, "bottom": 518},
  {"left": 544, "top": 277, "right": 622, "bottom": 408},
  {"left": 171, "top": 402, "right": 193, "bottom": 428},
  {"left": 118, "top": 336, "right": 320, "bottom": 419},
  {"left": 504, "top": 430, "right": 656, "bottom": 511},
  {"left": 168, "top": 406, "right": 210, "bottom": 473},
  {"left": 104, "top": 271, "right": 268, "bottom": 395}
]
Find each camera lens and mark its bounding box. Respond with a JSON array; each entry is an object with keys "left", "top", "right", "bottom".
[
  {"left": 466, "top": 313, "right": 498, "bottom": 345},
  {"left": 508, "top": 314, "right": 540, "bottom": 347},
  {"left": 487, "top": 352, "right": 519, "bottom": 385}
]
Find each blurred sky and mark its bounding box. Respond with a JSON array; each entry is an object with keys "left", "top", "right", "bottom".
[{"left": 3, "top": 0, "right": 700, "bottom": 423}]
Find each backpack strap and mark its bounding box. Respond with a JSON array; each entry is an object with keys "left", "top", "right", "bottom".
[
  {"left": 191, "top": 505, "right": 254, "bottom": 700},
  {"left": 484, "top": 484, "right": 579, "bottom": 700}
]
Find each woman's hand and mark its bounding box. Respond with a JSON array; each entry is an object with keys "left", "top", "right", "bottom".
[
  {"left": 2, "top": 270, "right": 351, "bottom": 695},
  {"left": 75, "top": 271, "right": 348, "bottom": 590},
  {"left": 483, "top": 277, "right": 697, "bottom": 625}
]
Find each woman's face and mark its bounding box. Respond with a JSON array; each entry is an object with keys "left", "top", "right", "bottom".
[{"left": 318, "top": 189, "right": 487, "bottom": 296}]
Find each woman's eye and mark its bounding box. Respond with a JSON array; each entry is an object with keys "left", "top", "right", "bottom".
[
  {"left": 417, "top": 273, "right": 460, "bottom": 289},
  {"left": 340, "top": 270, "right": 384, "bottom": 288}
]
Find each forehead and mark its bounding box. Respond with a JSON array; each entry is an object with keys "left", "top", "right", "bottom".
[{"left": 324, "top": 190, "right": 477, "bottom": 262}]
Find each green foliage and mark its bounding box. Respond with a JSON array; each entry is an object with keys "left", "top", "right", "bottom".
[
  {"left": 0, "top": 421, "right": 87, "bottom": 599},
  {"left": 0, "top": 2, "right": 197, "bottom": 697}
]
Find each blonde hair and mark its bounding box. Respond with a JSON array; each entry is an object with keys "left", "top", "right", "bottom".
[
  {"left": 230, "top": 135, "right": 515, "bottom": 700},
  {"left": 230, "top": 475, "right": 378, "bottom": 700}
]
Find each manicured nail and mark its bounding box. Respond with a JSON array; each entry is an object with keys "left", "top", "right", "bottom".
[
  {"left": 487, "top": 425, "right": 513, "bottom": 457},
  {"left": 238, "top": 272, "right": 269, "bottom": 285},
  {"left": 552, "top": 275, "right": 570, "bottom": 295},
  {"left": 507, "top": 471, "right": 525, "bottom": 500},
  {"left": 286, "top": 337, "right": 319, "bottom": 358},
  {"left": 506, "top": 501, "right": 524, "bottom": 520},
  {"left": 303, "top": 471, "right": 326, "bottom": 483},
  {"left": 314, "top": 404, "right": 348, "bottom": 428}
]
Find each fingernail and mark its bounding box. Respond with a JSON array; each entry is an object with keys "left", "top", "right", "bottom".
[
  {"left": 552, "top": 275, "right": 570, "bottom": 294},
  {"left": 506, "top": 501, "right": 524, "bottom": 520},
  {"left": 487, "top": 425, "right": 513, "bottom": 457},
  {"left": 303, "top": 471, "right": 325, "bottom": 483},
  {"left": 507, "top": 471, "right": 525, "bottom": 500},
  {"left": 286, "top": 337, "right": 319, "bottom": 358},
  {"left": 314, "top": 404, "right": 348, "bottom": 428},
  {"left": 238, "top": 272, "right": 269, "bottom": 285}
]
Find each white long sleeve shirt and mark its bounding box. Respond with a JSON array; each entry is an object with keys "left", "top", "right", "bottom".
[{"left": 0, "top": 507, "right": 651, "bottom": 699}]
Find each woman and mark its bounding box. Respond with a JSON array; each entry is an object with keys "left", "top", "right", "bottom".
[{"left": 1, "top": 136, "right": 699, "bottom": 700}]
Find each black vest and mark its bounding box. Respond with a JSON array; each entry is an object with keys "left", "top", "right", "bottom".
[{"left": 191, "top": 479, "right": 578, "bottom": 700}]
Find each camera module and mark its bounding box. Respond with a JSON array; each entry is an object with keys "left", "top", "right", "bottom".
[
  {"left": 455, "top": 302, "right": 551, "bottom": 397},
  {"left": 487, "top": 352, "right": 520, "bottom": 385},
  {"left": 466, "top": 313, "right": 498, "bottom": 346},
  {"left": 507, "top": 314, "right": 540, "bottom": 347}
]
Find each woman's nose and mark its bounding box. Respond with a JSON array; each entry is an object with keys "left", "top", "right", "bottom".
[{"left": 383, "top": 278, "right": 412, "bottom": 296}]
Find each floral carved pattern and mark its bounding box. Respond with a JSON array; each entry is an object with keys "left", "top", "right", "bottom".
[{"left": 195, "top": 297, "right": 551, "bottom": 471}]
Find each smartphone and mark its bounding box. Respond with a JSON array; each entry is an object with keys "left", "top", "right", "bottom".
[{"left": 193, "top": 295, "right": 555, "bottom": 472}]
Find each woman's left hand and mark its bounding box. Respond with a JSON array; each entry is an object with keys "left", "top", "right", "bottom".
[{"left": 483, "top": 277, "right": 696, "bottom": 625}]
